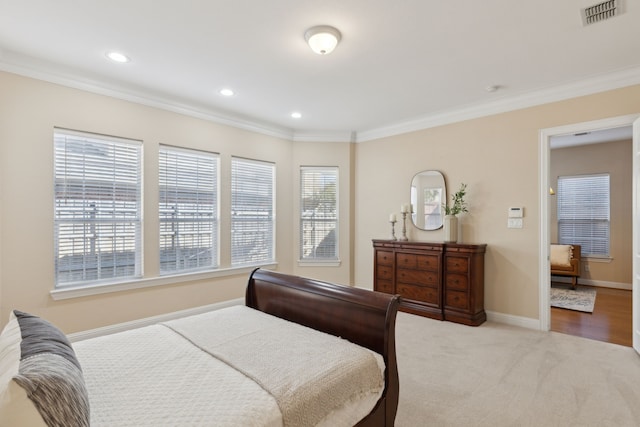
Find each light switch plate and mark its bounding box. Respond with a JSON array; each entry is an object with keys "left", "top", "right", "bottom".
[{"left": 508, "top": 218, "right": 523, "bottom": 228}]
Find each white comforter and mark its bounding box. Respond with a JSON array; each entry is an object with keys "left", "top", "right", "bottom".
[{"left": 73, "top": 306, "right": 384, "bottom": 427}]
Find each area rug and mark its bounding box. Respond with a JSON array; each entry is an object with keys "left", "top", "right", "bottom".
[{"left": 550, "top": 285, "right": 597, "bottom": 313}]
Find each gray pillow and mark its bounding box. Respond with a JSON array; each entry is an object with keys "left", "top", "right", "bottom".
[{"left": 0, "top": 310, "right": 89, "bottom": 427}]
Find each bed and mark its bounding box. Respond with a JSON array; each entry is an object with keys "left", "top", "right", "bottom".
[{"left": 0, "top": 268, "right": 400, "bottom": 427}]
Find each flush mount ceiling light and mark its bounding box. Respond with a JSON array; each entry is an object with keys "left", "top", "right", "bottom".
[{"left": 304, "top": 25, "right": 341, "bottom": 55}]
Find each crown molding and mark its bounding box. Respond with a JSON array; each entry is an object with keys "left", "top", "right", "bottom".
[
  {"left": 2, "top": 51, "right": 639, "bottom": 144},
  {"left": 355, "top": 65, "right": 640, "bottom": 143},
  {"left": 292, "top": 130, "right": 355, "bottom": 143},
  {"left": 0, "top": 55, "right": 295, "bottom": 141}
]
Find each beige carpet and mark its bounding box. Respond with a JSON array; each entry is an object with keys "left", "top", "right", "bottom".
[{"left": 395, "top": 312, "right": 640, "bottom": 426}]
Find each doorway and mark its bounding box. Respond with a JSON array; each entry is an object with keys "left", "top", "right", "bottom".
[{"left": 539, "top": 114, "right": 640, "bottom": 351}]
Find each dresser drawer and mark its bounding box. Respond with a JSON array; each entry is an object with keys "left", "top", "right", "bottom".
[
  {"left": 445, "top": 273, "right": 468, "bottom": 291},
  {"left": 397, "top": 283, "right": 439, "bottom": 305},
  {"left": 376, "top": 264, "right": 394, "bottom": 280},
  {"left": 446, "top": 290, "right": 469, "bottom": 309},
  {"left": 376, "top": 250, "right": 394, "bottom": 266},
  {"left": 397, "top": 253, "right": 440, "bottom": 271},
  {"left": 397, "top": 268, "right": 439, "bottom": 287},
  {"left": 446, "top": 256, "right": 469, "bottom": 273},
  {"left": 396, "top": 253, "right": 418, "bottom": 269},
  {"left": 375, "top": 279, "right": 394, "bottom": 294},
  {"left": 417, "top": 254, "right": 440, "bottom": 271}
]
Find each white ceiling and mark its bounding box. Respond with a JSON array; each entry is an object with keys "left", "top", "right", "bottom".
[{"left": 1, "top": 0, "right": 639, "bottom": 142}]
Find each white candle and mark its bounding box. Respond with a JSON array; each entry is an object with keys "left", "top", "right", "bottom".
[
  {"left": 389, "top": 213, "right": 396, "bottom": 222},
  {"left": 409, "top": 204, "right": 414, "bottom": 213},
  {"left": 400, "top": 204, "right": 407, "bottom": 213}
]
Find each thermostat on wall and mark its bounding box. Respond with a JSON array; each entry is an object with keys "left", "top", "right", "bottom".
[{"left": 508, "top": 207, "right": 524, "bottom": 218}]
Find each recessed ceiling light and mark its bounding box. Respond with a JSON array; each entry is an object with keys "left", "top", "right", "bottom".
[
  {"left": 291, "top": 112, "right": 302, "bottom": 119},
  {"left": 106, "top": 51, "right": 130, "bottom": 63},
  {"left": 219, "top": 88, "right": 234, "bottom": 97}
]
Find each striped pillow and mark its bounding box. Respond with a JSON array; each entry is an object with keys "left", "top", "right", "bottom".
[{"left": 0, "top": 310, "right": 89, "bottom": 427}]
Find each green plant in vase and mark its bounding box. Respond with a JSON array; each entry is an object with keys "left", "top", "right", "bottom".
[
  {"left": 443, "top": 183, "right": 468, "bottom": 216},
  {"left": 442, "top": 183, "right": 468, "bottom": 243}
]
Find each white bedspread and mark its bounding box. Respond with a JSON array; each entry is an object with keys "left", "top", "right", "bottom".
[{"left": 73, "top": 305, "right": 384, "bottom": 427}]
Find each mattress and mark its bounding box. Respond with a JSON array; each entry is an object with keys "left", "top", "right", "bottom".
[{"left": 73, "top": 305, "right": 384, "bottom": 426}]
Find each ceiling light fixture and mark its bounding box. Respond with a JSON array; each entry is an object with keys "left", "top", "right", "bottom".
[
  {"left": 304, "top": 25, "right": 341, "bottom": 55},
  {"left": 219, "top": 88, "right": 234, "bottom": 97},
  {"left": 291, "top": 112, "right": 302, "bottom": 119},
  {"left": 106, "top": 51, "right": 130, "bottom": 63}
]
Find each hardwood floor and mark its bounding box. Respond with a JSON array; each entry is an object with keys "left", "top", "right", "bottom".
[{"left": 550, "top": 284, "right": 632, "bottom": 347}]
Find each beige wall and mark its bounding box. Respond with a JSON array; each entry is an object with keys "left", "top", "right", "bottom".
[
  {"left": 353, "top": 85, "right": 640, "bottom": 320},
  {"left": 550, "top": 139, "right": 632, "bottom": 286},
  {"left": 0, "top": 71, "right": 352, "bottom": 332},
  {"left": 1, "top": 69, "right": 639, "bottom": 331}
]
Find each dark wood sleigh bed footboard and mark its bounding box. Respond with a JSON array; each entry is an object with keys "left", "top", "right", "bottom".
[{"left": 246, "top": 268, "right": 400, "bottom": 427}]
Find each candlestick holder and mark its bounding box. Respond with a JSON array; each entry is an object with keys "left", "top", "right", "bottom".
[
  {"left": 389, "top": 220, "right": 397, "bottom": 240},
  {"left": 399, "top": 212, "right": 409, "bottom": 241}
]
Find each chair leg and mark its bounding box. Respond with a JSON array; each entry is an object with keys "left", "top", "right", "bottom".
[{"left": 571, "top": 277, "right": 577, "bottom": 290}]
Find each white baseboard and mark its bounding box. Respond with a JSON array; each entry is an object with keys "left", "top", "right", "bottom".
[
  {"left": 486, "top": 310, "right": 540, "bottom": 330},
  {"left": 486, "top": 275, "right": 633, "bottom": 331},
  {"left": 552, "top": 276, "right": 631, "bottom": 290},
  {"left": 68, "top": 298, "right": 244, "bottom": 342}
]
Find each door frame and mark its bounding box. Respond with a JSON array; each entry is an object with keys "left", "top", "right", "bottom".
[
  {"left": 539, "top": 113, "right": 640, "bottom": 332},
  {"left": 633, "top": 118, "right": 640, "bottom": 353}
]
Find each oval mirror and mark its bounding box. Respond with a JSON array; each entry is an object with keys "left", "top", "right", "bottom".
[{"left": 410, "top": 170, "right": 446, "bottom": 230}]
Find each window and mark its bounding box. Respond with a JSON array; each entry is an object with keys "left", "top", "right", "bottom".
[
  {"left": 557, "top": 174, "right": 610, "bottom": 257},
  {"left": 159, "top": 146, "right": 219, "bottom": 274},
  {"left": 54, "top": 130, "right": 142, "bottom": 287},
  {"left": 231, "top": 157, "right": 275, "bottom": 266},
  {"left": 411, "top": 185, "right": 443, "bottom": 230},
  {"left": 300, "top": 167, "right": 338, "bottom": 260}
]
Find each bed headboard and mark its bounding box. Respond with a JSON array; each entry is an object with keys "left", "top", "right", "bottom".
[{"left": 246, "top": 268, "right": 400, "bottom": 426}]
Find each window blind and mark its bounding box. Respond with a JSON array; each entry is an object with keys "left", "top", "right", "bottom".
[
  {"left": 300, "top": 167, "right": 338, "bottom": 260},
  {"left": 54, "top": 130, "right": 142, "bottom": 287},
  {"left": 231, "top": 157, "right": 275, "bottom": 266},
  {"left": 159, "top": 146, "right": 219, "bottom": 274},
  {"left": 557, "top": 174, "right": 610, "bottom": 256}
]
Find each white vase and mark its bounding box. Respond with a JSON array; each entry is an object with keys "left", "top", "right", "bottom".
[{"left": 444, "top": 215, "right": 458, "bottom": 243}]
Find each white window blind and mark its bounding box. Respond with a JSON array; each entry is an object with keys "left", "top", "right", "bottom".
[
  {"left": 300, "top": 167, "right": 338, "bottom": 260},
  {"left": 159, "top": 146, "right": 219, "bottom": 274},
  {"left": 54, "top": 130, "right": 142, "bottom": 287},
  {"left": 231, "top": 157, "right": 275, "bottom": 266},
  {"left": 557, "top": 174, "right": 610, "bottom": 257}
]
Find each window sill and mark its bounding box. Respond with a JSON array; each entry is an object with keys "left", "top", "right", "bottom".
[
  {"left": 583, "top": 256, "right": 612, "bottom": 263},
  {"left": 297, "top": 259, "right": 342, "bottom": 267},
  {"left": 50, "top": 263, "right": 277, "bottom": 301}
]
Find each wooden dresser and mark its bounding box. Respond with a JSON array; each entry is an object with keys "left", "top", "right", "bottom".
[{"left": 373, "top": 240, "right": 487, "bottom": 326}]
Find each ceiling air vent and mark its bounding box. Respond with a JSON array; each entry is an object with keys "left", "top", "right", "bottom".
[{"left": 581, "top": 0, "right": 621, "bottom": 25}]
